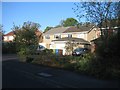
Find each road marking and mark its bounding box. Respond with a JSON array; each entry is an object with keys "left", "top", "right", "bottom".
[
  {"left": 37, "top": 72, "right": 53, "bottom": 77},
  {"left": 4, "top": 66, "right": 78, "bottom": 88}
]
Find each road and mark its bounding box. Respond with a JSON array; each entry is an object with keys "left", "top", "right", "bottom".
[{"left": 2, "top": 55, "right": 120, "bottom": 88}]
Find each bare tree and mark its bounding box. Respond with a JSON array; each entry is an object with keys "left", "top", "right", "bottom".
[{"left": 73, "top": 2, "right": 118, "bottom": 40}]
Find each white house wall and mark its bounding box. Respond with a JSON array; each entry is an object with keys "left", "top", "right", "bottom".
[
  {"left": 4, "top": 36, "right": 7, "bottom": 41},
  {"left": 9, "top": 36, "right": 14, "bottom": 41},
  {"left": 55, "top": 44, "right": 66, "bottom": 55},
  {"left": 4, "top": 36, "right": 14, "bottom": 42}
]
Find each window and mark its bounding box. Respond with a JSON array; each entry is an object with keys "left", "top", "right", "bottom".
[
  {"left": 45, "top": 35, "right": 50, "bottom": 39},
  {"left": 68, "top": 34, "right": 72, "bottom": 38},
  {"left": 77, "top": 34, "right": 84, "bottom": 38},
  {"left": 54, "top": 34, "right": 61, "bottom": 39}
]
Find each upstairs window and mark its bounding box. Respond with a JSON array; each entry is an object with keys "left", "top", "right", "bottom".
[
  {"left": 45, "top": 35, "right": 50, "bottom": 39},
  {"left": 54, "top": 34, "right": 61, "bottom": 39},
  {"left": 68, "top": 34, "right": 72, "bottom": 38}
]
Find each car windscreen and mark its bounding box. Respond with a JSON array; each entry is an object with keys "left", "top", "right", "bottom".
[
  {"left": 74, "top": 48, "right": 84, "bottom": 52},
  {"left": 39, "top": 45, "right": 45, "bottom": 49}
]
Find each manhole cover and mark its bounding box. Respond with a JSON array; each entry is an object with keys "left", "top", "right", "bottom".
[{"left": 37, "top": 72, "right": 53, "bottom": 77}]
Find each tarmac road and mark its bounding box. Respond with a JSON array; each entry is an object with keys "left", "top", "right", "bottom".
[{"left": 2, "top": 54, "right": 120, "bottom": 88}]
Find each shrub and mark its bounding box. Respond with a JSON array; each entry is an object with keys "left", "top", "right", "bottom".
[
  {"left": 26, "top": 57, "right": 34, "bottom": 63},
  {"left": 63, "top": 62, "right": 76, "bottom": 70},
  {"left": 74, "top": 53, "right": 94, "bottom": 72},
  {"left": 2, "top": 42, "right": 17, "bottom": 54},
  {"left": 95, "top": 29, "right": 120, "bottom": 58},
  {"left": 93, "top": 29, "right": 120, "bottom": 79}
]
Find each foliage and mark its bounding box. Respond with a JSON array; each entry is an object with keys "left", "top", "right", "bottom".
[
  {"left": 0, "top": 24, "right": 4, "bottom": 40},
  {"left": 73, "top": 2, "right": 117, "bottom": 25},
  {"left": 92, "top": 28, "right": 120, "bottom": 79},
  {"left": 44, "top": 26, "right": 53, "bottom": 33},
  {"left": 86, "top": 56, "right": 120, "bottom": 79},
  {"left": 29, "top": 48, "right": 120, "bottom": 79},
  {"left": 62, "top": 18, "right": 78, "bottom": 27},
  {"left": 14, "top": 21, "right": 40, "bottom": 51},
  {"left": 95, "top": 28, "right": 120, "bottom": 58},
  {"left": 99, "top": 18, "right": 120, "bottom": 28},
  {"left": 74, "top": 53, "right": 94, "bottom": 72},
  {"left": 65, "top": 40, "right": 77, "bottom": 55},
  {"left": 73, "top": 2, "right": 119, "bottom": 39},
  {"left": 2, "top": 42, "right": 16, "bottom": 54},
  {"left": 54, "top": 25, "right": 61, "bottom": 28},
  {"left": 12, "top": 21, "right": 40, "bottom": 61}
]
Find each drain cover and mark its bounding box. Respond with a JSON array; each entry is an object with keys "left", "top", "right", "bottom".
[{"left": 37, "top": 72, "right": 53, "bottom": 77}]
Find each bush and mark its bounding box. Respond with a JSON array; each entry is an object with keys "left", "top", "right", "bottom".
[
  {"left": 2, "top": 42, "right": 17, "bottom": 54},
  {"left": 26, "top": 57, "right": 34, "bottom": 63},
  {"left": 87, "top": 57, "right": 120, "bottom": 79},
  {"left": 74, "top": 53, "right": 94, "bottom": 72},
  {"left": 93, "top": 29, "right": 120, "bottom": 79},
  {"left": 95, "top": 29, "right": 120, "bottom": 58}
]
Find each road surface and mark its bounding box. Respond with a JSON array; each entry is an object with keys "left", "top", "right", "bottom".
[{"left": 2, "top": 55, "right": 120, "bottom": 88}]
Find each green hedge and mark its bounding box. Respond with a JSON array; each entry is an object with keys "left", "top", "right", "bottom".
[{"left": 2, "top": 42, "right": 17, "bottom": 54}]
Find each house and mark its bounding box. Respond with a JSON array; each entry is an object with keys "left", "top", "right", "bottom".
[
  {"left": 41, "top": 27, "right": 69, "bottom": 48},
  {"left": 41, "top": 26, "right": 101, "bottom": 55},
  {"left": 3, "top": 30, "right": 43, "bottom": 42},
  {"left": 100, "top": 26, "right": 119, "bottom": 36},
  {"left": 3, "top": 31, "right": 15, "bottom": 42}
]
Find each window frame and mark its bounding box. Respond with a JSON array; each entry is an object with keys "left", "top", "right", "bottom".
[
  {"left": 45, "top": 35, "right": 50, "bottom": 39},
  {"left": 68, "top": 34, "right": 72, "bottom": 38},
  {"left": 54, "top": 34, "right": 61, "bottom": 39}
]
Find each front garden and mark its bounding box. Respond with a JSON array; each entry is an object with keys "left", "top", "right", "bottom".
[
  {"left": 5, "top": 21, "right": 119, "bottom": 80},
  {"left": 17, "top": 47, "right": 120, "bottom": 80}
]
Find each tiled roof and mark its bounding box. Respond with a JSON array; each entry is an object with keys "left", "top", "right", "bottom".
[
  {"left": 43, "top": 26, "right": 96, "bottom": 35},
  {"left": 43, "top": 27, "right": 70, "bottom": 35},
  {"left": 4, "top": 30, "right": 42, "bottom": 36},
  {"left": 4, "top": 31, "right": 14, "bottom": 36},
  {"left": 63, "top": 26, "right": 94, "bottom": 33}
]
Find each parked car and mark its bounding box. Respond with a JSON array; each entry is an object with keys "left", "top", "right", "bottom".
[
  {"left": 37, "top": 45, "right": 46, "bottom": 51},
  {"left": 28, "top": 45, "right": 46, "bottom": 54},
  {"left": 26, "top": 45, "right": 46, "bottom": 62},
  {"left": 72, "top": 48, "right": 89, "bottom": 56}
]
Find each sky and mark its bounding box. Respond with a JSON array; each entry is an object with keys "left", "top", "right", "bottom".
[{"left": 2, "top": 2, "right": 82, "bottom": 33}]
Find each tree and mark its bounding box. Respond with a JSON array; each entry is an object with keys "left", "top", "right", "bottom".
[
  {"left": 13, "top": 21, "right": 40, "bottom": 54},
  {"left": 54, "top": 25, "right": 61, "bottom": 28},
  {"left": 99, "top": 18, "right": 120, "bottom": 28},
  {"left": 65, "top": 40, "right": 77, "bottom": 55},
  {"left": 44, "top": 26, "right": 53, "bottom": 33},
  {"left": 62, "top": 18, "right": 78, "bottom": 27},
  {"left": 73, "top": 2, "right": 118, "bottom": 39}
]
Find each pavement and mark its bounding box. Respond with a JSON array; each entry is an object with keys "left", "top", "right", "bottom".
[{"left": 2, "top": 54, "right": 120, "bottom": 88}]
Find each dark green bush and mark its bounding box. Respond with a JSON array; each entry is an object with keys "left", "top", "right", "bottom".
[
  {"left": 93, "top": 29, "right": 120, "bottom": 79},
  {"left": 2, "top": 42, "right": 17, "bottom": 54},
  {"left": 26, "top": 57, "right": 34, "bottom": 63},
  {"left": 95, "top": 29, "right": 120, "bottom": 58},
  {"left": 87, "top": 56, "right": 120, "bottom": 79},
  {"left": 74, "top": 53, "right": 94, "bottom": 72}
]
